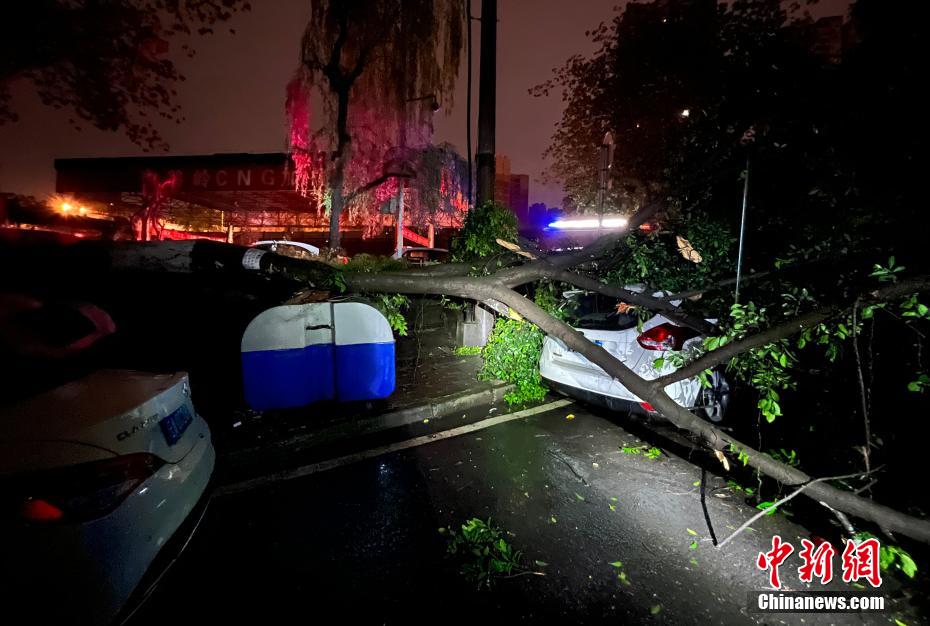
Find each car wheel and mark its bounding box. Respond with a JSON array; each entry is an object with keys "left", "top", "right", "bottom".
[{"left": 698, "top": 371, "right": 730, "bottom": 422}]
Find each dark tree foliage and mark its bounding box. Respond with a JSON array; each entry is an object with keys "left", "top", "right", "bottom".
[
  {"left": 527, "top": 0, "right": 930, "bottom": 548},
  {"left": 534, "top": 0, "right": 925, "bottom": 266},
  {"left": 1, "top": 0, "right": 250, "bottom": 150}
]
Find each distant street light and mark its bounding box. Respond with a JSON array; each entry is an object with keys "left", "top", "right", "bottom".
[
  {"left": 60, "top": 202, "right": 72, "bottom": 213},
  {"left": 680, "top": 108, "right": 691, "bottom": 118}
]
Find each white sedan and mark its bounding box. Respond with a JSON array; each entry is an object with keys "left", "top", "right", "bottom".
[
  {"left": 0, "top": 297, "right": 214, "bottom": 624},
  {"left": 252, "top": 239, "right": 320, "bottom": 259},
  {"left": 539, "top": 289, "right": 729, "bottom": 421}
]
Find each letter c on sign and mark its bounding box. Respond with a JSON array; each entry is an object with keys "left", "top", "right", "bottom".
[{"left": 216, "top": 170, "right": 228, "bottom": 186}]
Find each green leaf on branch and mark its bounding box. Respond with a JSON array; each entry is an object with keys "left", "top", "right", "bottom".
[
  {"left": 907, "top": 373, "right": 930, "bottom": 393},
  {"left": 480, "top": 316, "right": 547, "bottom": 405},
  {"left": 756, "top": 501, "right": 780, "bottom": 516}
]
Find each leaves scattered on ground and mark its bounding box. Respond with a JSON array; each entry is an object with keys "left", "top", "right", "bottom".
[
  {"left": 609, "top": 560, "right": 632, "bottom": 586},
  {"left": 620, "top": 444, "right": 663, "bottom": 460}
]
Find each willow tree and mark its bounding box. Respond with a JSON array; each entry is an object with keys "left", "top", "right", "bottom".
[{"left": 289, "top": 0, "right": 466, "bottom": 250}]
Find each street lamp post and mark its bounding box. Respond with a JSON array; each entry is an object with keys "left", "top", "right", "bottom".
[
  {"left": 393, "top": 94, "right": 440, "bottom": 259},
  {"left": 475, "top": 0, "right": 497, "bottom": 207},
  {"left": 595, "top": 131, "right": 614, "bottom": 217}
]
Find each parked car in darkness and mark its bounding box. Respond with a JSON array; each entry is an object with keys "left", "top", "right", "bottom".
[
  {"left": 252, "top": 239, "right": 320, "bottom": 260},
  {"left": 539, "top": 287, "right": 730, "bottom": 421},
  {"left": 0, "top": 294, "right": 215, "bottom": 624},
  {"left": 402, "top": 246, "right": 449, "bottom": 266}
]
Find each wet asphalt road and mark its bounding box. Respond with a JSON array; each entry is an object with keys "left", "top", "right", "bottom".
[{"left": 129, "top": 402, "right": 916, "bottom": 625}]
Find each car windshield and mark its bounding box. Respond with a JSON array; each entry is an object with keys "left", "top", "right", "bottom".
[
  {"left": 257, "top": 243, "right": 316, "bottom": 261},
  {"left": 566, "top": 291, "right": 639, "bottom": 331},
  {"left": 277, "top": 244, "right": 315, "bottom": 260}
]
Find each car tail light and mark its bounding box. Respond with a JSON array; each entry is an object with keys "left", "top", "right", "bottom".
[
  {"left": 20, "top": 498, "right": 64, "bottom": 522},
  {"left": 636, "top": 323, "right": 697, "bottom": 351},
  {"left": 9, "top": 453, "right": 164, "bottom": 524},
  {"left": 639, "top": 402, "right": 656, "bottom": 413}
]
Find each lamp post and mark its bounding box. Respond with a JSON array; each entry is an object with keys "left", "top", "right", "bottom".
[
  {"left": 394, "top": 94, "right": 439, "bottom": 259},
  {"left": 475, "top": 0, "right": 496, "bottom": 207},
  {"left": 595, "top": 131, "right": 614, "bottom": 218}
]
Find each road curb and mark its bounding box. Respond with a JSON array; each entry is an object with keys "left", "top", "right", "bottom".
[
  {"left": 221, "top": 381, "right": 513, "bottom": 464},
  {"left": 215, "top": 397, "right": 571, "bottom": 497}
]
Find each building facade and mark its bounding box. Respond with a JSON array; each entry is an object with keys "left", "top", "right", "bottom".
[
  {"left": 52, "top": 152, "right": 464, "bottom": 253},
  {"left": 493, "top": 155, "right": 530, "bottom": 226}
]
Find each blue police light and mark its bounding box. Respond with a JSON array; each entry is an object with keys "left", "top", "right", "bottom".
[{"left": 548, "top": 216, "right": 628, "bottom": 230}]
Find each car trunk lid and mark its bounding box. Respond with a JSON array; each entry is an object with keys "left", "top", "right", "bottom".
[{"left": 0, "top": 370, "right": 196, "bottom": 465}]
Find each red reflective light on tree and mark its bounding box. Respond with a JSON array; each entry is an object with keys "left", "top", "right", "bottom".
[
  {"left": 637, "top": 323, "right": 695, "bottom": 351},
  {"left": 640, "top": 402, "right": 656, "bottom": 413},
  {"left": 20, "top": 498, "right": 64, "bottom": 522}
]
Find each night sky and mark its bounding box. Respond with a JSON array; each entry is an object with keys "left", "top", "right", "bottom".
[{"left": 0, "top": 0, "right": 850, "bottom": 209}]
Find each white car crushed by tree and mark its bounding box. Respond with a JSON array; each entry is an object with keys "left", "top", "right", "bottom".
[{"left": 539, "top": 287, "right": 730, "bottom": 421}]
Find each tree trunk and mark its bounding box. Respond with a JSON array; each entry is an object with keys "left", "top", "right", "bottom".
[
  {"left": 328, "top": 160, "right": 346, "bottom": 251},
  {"left": 345, "top": 270, "right": 930, "bottom": 544},
  {"left": 328, "top": 83, "right": 352, "bottom": 251},
  {"left": 86, "top": 238, "right": 930, "bottom": 545}
]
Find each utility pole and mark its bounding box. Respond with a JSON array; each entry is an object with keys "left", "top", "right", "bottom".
[
  {"left": 595, "top": 131, "right": 614, "bottom": 216},
  {"left": 734, "top": 156, "right": 750, "bottom": 303},
  {"left": 466, "top": 0, "right": 474, "bottom": 207},
  {"left": 394, "top": 114, "right": 407, "bottom": 259},
  {"left": 394, "top": 181, "right": 405, "bottom": 258},
  {"left": 475, "top": 0, "right": 496, "bottom": 207}
]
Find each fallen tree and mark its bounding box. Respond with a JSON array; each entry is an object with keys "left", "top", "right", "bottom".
[{"left": 67, "top": 236, "right": 930, "bottom": 545}]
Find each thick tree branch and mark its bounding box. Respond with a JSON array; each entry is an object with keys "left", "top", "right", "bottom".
[
  {"left": 87, "top": 241, "right": 930, "bottom": 545},
  {"left": 654, "top": 276, "right": 930, "bottom": 389},
  {"left": 661, "top": 270, "right": 772, "bottom": 302},
  {"left": 346, "top": 269, "right": 930, "bottom": 544},
  {"left": 546, "top": 269, "right": 714, "bottom": 335},
  {"left": 321, "top": 8, "right": 351, "bottom": 84},
  {"left": 344, "top": 171, "right": 413, "bottom": 206},
  {"left": 655, "top": 309, "right": 833, "bottom": 388}
]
